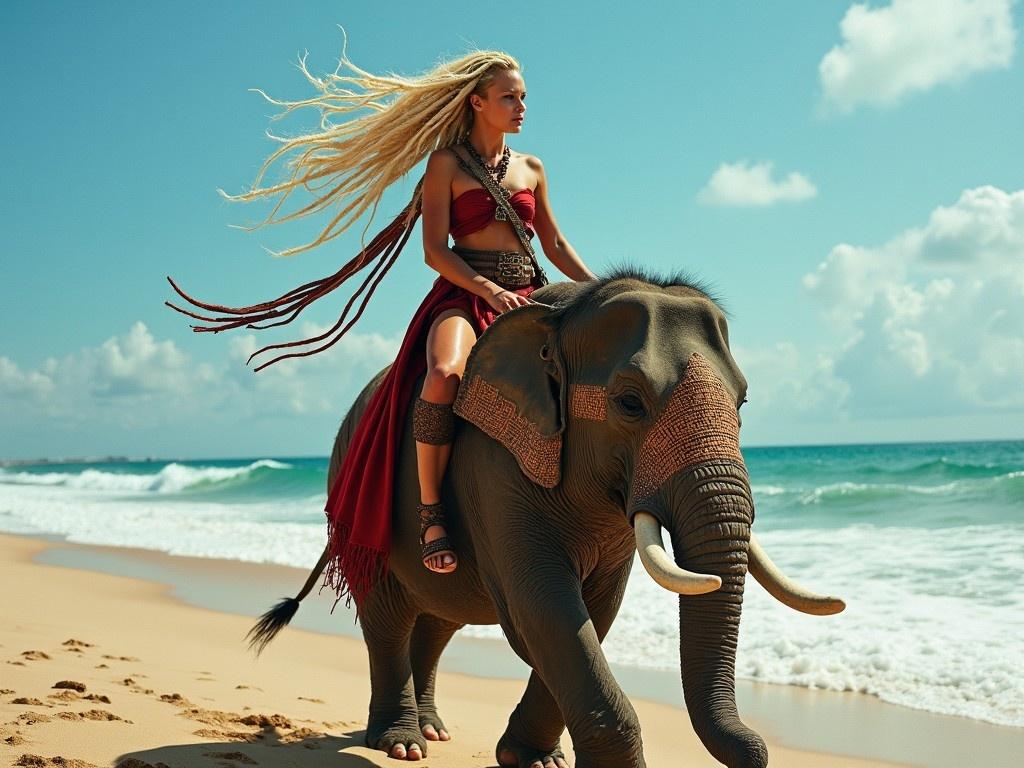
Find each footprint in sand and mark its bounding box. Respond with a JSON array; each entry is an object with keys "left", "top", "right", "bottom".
[
  {"left": 278, "top": 726, "right": 324, "bottom": 745},
  {"left": 297, "top": 696, "right": 324, "bottom": 703},
  {"left": 20, "top": 651, "right": 51, "bottom": 661},
  {"left": 2, "top": 723, "right": 29, "bottom": 746},
  {"left": 15, "top": 756, "right": 98, "bottom": 768},
  {"left": 49, "top": 691, "right": 111, "bottom": 705},
  {"left": 62, "top": 639, "right": 94, "bottom": 648},
  {"left": 237, "top": 714, "right": 293, "bottom": 728},
  {"left": 14, "top": 712, "right": 52, "bottom": 726},
  {"left": 52, "top": 681, "right": 86, "bottom": 693},
  {"left": 47, "top": 690, "right": 80, "bottom": 705},
  {"left": 181, "top": 708, "right": 323, "bottom": 745},
  {"left": 117, "top": 679, "right": 154, "bottom": 695},
  {"left": 101, "top": 654, "right": 140, "bottom": 662},
  {"left": 11, "top": 698, "right": 46, "bottom": 706},
  {"left": 192, "top": 727, "right": 263, "bottom": 743},
  {"left": 55, "top": 709, "right": 128, "bottom": 723},
  {"left": 158, "top": 693, "right": 194, "bottom": 707}
]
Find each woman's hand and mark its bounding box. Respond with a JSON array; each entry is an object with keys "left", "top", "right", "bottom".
[{"left": 484, "top": 288, "right": 536, "bottom": 314}]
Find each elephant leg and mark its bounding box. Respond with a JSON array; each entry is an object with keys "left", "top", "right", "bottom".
[
  {"left": 410, "top": 613, "right": 461, "bottom": 741},
  {"left": 493, "top": 563, "right": 644, "bottom": 768},
  {"left": 358, "top": 577, "right": 425, "bottom": 760},
  {"left": 496, "top": 672, "right": 569, "bottom": 768},
  {"left": 497, "top": 558, "right": 633, "bottom": 768}
]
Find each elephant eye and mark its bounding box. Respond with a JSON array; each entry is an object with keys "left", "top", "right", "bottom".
[{"left": 613, "top": 392, "right": 647, "bottom": 419}]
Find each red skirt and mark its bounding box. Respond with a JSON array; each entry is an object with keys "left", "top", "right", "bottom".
[{"left": 321, "top": 275, "right": 539, "bottom": 608}]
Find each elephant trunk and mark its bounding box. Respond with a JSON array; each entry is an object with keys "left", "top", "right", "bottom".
[{"left": 672, "top": 463, "right": 767, "bottom": 768}]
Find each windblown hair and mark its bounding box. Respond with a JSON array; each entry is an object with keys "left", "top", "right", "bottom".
[{"left": 220, "top": 28, "right": 521, "bottom": 258}]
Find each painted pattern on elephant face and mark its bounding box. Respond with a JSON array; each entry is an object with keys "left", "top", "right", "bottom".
[
  {"left": 632, "top": 352, "right": 743, "bottom": 502},
  {"left": 568, "top": 383, "right": 607, "bottom": 421}
]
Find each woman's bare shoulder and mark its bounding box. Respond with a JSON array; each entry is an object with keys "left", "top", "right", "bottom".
[
  {"left": 428, "top": 146, "right": 460, "bottom": 166},
  {"left": 517, "top": 151, "right": 545, "bottom": 174}
]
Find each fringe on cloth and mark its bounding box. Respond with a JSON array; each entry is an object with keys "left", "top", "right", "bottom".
[
  {"left": 319, "top": 519, "right": 388, "bottom": 613},
  {"left": 165, "top": 176, "right": 425, "bottom": 372}
]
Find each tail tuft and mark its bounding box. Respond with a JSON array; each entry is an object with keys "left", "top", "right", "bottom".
[{"left": 245, "top": 597, "right": 300, "bottom": 656}]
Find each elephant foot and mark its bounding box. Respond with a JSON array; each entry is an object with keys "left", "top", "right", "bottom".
[
  {"left": 418, "top": 709, "right": 451, "bottom": 741},
  {"left": 496, "top": 730, "right": 569, "bottom": 768},
  {"left": 366, "top": 720, "right": 428, "bottom": 761}
]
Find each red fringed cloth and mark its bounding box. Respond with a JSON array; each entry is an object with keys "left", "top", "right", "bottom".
[
  {"left": 322, "top": 274, "right": 539, "bottom": 607},
  {"left": 164, "top": 176, "right": 539, "bottom": 609}
]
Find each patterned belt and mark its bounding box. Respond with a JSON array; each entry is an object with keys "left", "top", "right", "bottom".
[{"left": 452, "top": 245, "right": 536, "bottom": 289}]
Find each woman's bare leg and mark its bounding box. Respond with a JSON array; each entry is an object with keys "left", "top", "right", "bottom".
[{"left": 416, "top": 308, "right": 476, "bottom": 572}]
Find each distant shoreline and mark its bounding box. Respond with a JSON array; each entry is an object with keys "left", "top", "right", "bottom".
[
  {"left": 0, "top": 455, "right": 153, "bottom": 468},
  {"left": 3, "top": 436, "right": 1022, "bottom": 467}
]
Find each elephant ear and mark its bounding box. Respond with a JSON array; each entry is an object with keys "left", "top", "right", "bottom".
[{"left": 454, "top": 304, "right": 565, "bottom": 488}]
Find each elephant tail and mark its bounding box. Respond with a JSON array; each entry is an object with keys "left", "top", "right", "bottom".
[{"left": 245, "top": 542, "right": 332, "bottom": 656}]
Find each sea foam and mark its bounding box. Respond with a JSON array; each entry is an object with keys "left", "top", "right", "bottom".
[{"left": 0, "top": 459, "right": 291, "bottom": 494}]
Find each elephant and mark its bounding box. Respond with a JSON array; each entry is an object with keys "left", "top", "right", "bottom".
[{"left": 248, "top": 266, "right": 845, "bottom": 768}]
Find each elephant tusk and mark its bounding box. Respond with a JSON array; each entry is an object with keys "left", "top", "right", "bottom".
[
  {"left": 747, "top": 533, "right": 846, "bottom": 615},
  {"left": 633, "top": 512, "right": 722, "bottom": 595}
]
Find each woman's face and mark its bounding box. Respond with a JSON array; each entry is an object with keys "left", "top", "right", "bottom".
[{"left": 471, "top": 68, "right": 527, "bottom": 134}]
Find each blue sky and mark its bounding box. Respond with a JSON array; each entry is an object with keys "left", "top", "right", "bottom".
[{"left": 2, "top": 0, "right": 1022, "bottom": 460}]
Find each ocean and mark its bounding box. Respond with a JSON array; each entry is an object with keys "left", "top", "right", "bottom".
[{"left": 1, "top": 439, "right": 1021, "bottom": 728}]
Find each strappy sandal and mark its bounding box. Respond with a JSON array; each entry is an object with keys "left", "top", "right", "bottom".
[{"left": 418, "top": 501, "right": 458, "bottom": 574}]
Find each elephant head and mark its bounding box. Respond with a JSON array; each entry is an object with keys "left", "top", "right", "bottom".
[{"left": 454, "top": 269, "right": 844, "bottom": 768}]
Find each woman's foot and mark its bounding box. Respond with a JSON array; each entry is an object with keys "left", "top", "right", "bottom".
[{"left": 419, "top": 501, "right": 458, "bottom": 574}]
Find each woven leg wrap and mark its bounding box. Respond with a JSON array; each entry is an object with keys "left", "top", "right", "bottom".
[{"left": 413, "top": 397, "right": 455, "bottom": 445}]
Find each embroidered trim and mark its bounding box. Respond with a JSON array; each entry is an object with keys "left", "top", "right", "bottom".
[
  {"left": 569, "top": 384, "right": 607, "bottom": 421},
  {"left": 632, "top": 353, "right": 743, "bottom": 501},
  {"left": 454, "top": 373, "right": 561, "bottom": 488}
]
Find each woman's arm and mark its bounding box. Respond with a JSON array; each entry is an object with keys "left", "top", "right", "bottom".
[{"left": 530, "top": 156, "right": 598, "bottom": 282}]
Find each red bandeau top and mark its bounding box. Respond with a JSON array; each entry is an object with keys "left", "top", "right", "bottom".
[{"left": 450, "top": 186, "right": 536, "bottom": 240}]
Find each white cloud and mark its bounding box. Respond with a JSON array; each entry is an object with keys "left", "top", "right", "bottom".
[
  {"left": 223, "top": 322, "right": 401, "bottom": 417},
  {"left": 731, "top": 341, "right": 851, "bottom": 416},
  {"left": 819, "top": 0, "right": 1017, "bottom": 112},
  {"left": 733, "top": 186, "right": 1024, "bottom": 433},
  {"left": 0, "top": 321, "right": 401, "bottom": 432},
  {"left": 801, "top": 186, "right": 1024, "bottom": 417},
  {"left": 697, "top": 160, "right": 817, "bottom": 207},
  {"left": 0, "top": 356, "right": 54, "bottom": 400}
]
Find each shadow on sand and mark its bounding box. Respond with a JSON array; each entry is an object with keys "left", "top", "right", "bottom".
[{"left": 115, "top": 727, "right": 380, "bottom": 768}]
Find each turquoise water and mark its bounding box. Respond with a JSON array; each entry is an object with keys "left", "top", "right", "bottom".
[
  {"left": 6, "top": 439, "right": 1018, "bottom": 526},
  {"left": 1, "top": 439, "right": 1022, "bottom": 726},
  {"left": 746, "top": 440, "right": 1024, "bottom": 529}
]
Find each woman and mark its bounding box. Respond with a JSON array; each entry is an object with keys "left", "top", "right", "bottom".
[{"left": 166, "top": 39, "right": 595, "bottom": 607}]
